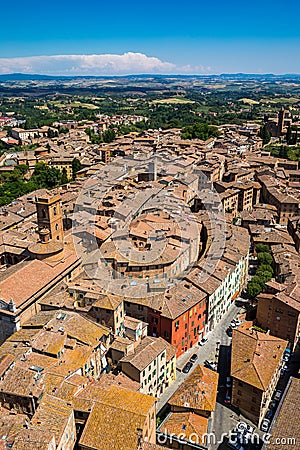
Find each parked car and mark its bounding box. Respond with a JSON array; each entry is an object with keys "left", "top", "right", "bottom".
[
  {"left": 280, "top": 364, "right": 289, "bottom": 376},
  {"left": 190, "top": 353, "right": 198, "bottom": 364},
  {"left": 283, "top": 353, "right": 290, "bottom": 362},
  {"left": 226, "top": 376, "right": 232, "bottom": 388},
  {"left": 182, "top": 362, "right": 193, "bottom": 374},
  {"left": 204, "top": 359, "right": 217, "bottom": 371},
  {"left": 226, "top": 326, "right": 233, "bottom": 337},
  {"left": 261, "top": 418, "right": 270, "bottom": 432},
  {"left": 225, "top": 388, "right": 231, "bottom": 403},
  {"left": 269, "top": 400, "right": 277, "bottom": 410},
  {"left": 265, "top": 409, "right": 274, "bottom": 420},
  {"left": 198, "top": 336, "right": 208, "bottom": 346},
  {"left": 274, "top": 390, "right": 282, "bottom": 401}
]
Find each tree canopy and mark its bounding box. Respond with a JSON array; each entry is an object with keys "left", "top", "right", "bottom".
[
  {"left": 181, "top": 123, "right": 221, "bottom": 140},
  {"left": 259, "top": 124, "right": 271, "bottom": 145}
]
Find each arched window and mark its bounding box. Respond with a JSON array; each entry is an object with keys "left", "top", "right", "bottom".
[
  {"left": 55, "top": 224, "right": 59, "bottom": 231},
  {"left": 53, "top": 206, "right": 57, "bottom": 216},
  {"left": 42, "top": 208, "right": 46, "bottom": 218}
]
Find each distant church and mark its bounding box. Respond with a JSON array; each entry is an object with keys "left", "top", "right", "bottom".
[{"left": 265, "top": 107, "right": 292, "bottom": 138}]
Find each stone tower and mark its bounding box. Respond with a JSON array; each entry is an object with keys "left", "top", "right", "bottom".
[
  {"left": 277, "top": 106, "right": 285, "bottom": 137},
  {"left": 36, "top": 192, "right": 64, "bottom": 242}
]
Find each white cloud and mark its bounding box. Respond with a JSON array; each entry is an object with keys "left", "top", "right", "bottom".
[{"left": 0, "top": 52, "right": 211, "bottom": 75}]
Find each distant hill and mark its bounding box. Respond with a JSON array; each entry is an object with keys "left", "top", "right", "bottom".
[
  {"left": 0, "top": 72, "right": 299, "bottom": 82},
  {"left": 0, "top": 73, "right": 64, "bottom": 81}
]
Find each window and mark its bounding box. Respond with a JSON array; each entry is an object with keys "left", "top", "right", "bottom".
[
  {"left": 238, "top": 390, "right": 242, "bottom": 396},
  {"left": 55, "top": 224, "right": 59, "bottom": 231},
  {"left": 238, "top": 381, "right": 243, "bottom": 387},
  {"left": 138, "top": 305, "right": 144, "bottom": 311}
]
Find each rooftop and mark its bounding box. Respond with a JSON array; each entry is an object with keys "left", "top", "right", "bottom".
[{"left": 231, "top": 322, "right": 287, "bottom": 390}]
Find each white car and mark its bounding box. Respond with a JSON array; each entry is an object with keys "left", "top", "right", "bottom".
[
  {"left": 261, "top": 418, "right": 270, "bottom": 432},
  {"left": 274, "top": 390, "right": 282, "bottom": 401},
  {"left": 199, "top": 336, "right": 208, "bottom": 346},
  {"left": 204, "top": 359, "right": 217, "bottom": 370}
]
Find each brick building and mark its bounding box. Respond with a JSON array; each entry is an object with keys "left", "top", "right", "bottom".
[{"left": 231, "top": 322, "right": 287, "bottom": 426}]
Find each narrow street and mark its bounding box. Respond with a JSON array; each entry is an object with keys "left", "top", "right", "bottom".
[{"left": 156, "top": 300, "right": 246, "bottom": 413}]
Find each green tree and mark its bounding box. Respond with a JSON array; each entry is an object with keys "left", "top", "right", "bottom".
[
  {"left": 255, "top": 243, "right": 270, "bottom": 254},
  {"left": 61, "top": 168, "right": 69, "bottom": 184},
  {"left": 14, "top": 164, "right": 29, "bottom": 176},
  {"left": 251, "top": 275, "right": 266, "bottom": 288},
  {"left": 257, "top": 252, "right": 273, "bottom": 265},
  {"left": 255, "top": 270, "right": 272, "bottom": 283},
  {"left": 181, "top": 123, "right": 221, "bottom": 140},
  {"left": 259, "top": 124, "right": 271, "bottom": 145},
  {"left": 102, "top": 128, "right": 116, "bottom": 143},
  {"left": 258, "top": 264, "right": 274, "bottom": 275},
  {"left": 246, "top": 281, "right": 262, "bottom": 299},
  {"left": 72, "top": 157, "right": 82, "bottom": 180},
  {"left": 45, "top": 168, "right": 61, "bottom": 187}
]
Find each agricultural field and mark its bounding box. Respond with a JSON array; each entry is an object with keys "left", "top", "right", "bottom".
[{"left": 152, "top": 97, "right": 195, "bottom": 104}]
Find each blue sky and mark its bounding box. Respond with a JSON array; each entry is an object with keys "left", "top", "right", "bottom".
[{"left": 0, "top": 0, "right": 300, "bottom": 74}]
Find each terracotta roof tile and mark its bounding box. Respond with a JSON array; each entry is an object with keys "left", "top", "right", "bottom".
[
  {"left": 231, "top": 322, "right": 287, "bottom": 390},
  {"left": 169, "top": 365, "right": 218, "bottom": 412}
]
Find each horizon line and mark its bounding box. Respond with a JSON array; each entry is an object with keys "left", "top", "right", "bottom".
[{"left": 1, "top": 72, "right": 300, "bottom": 77}]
